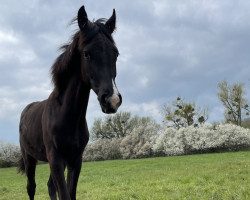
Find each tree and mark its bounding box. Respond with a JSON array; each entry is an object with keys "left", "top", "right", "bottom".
[
  {"left": 217, "top": 80, "right": 249, "bottom": 126},
  {"left": 162, "top": 97, "right": 209, "bottom": 129},
  {"left": 91, "top": 111, "right": 159, "bottom": 140}
]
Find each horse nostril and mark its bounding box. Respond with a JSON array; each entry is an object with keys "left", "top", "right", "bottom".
[{"left": 101, "top": 94, "right": 108, "bottom": 106}]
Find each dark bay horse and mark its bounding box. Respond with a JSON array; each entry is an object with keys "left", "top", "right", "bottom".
[{"left": 18, "top": 5, "right": 122, "bottom": 200}]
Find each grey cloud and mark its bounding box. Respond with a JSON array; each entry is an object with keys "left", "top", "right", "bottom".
[{"left": 1, "top": 0, "right": 250, "bottom": 143}]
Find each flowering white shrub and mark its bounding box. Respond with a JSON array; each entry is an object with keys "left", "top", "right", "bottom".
[
  {"left": 152, "top": 127, "right": 184, "bottom": 156},
  {"left": 215, "top": 124, "right": 250, "bottom": 150},
  {"left": 82, "top": 138, "right": 122, "bottom": 161},
  {"left": 0, "top": 141, "right": 21, "bottom": 167},
  {"left": 120, "top": 126, "right": 158, "bottom": 159},
  {"left": 153, "top": 123, "right": 250, "bottom": 155},
  {"left": 82, "top": 123, "right": 250, "bottom": 162}
]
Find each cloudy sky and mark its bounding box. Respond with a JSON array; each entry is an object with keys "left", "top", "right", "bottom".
[{"left": 0, "top": 0, "right": 250, "bottom": 143}]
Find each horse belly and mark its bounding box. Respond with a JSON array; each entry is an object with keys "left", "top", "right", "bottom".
[{"left": 19, "top": 101, "right": 48, "bottom": 161}]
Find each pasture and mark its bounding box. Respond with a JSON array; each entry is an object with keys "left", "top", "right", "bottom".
[{"left": 0, "top": 151, "right": 250, "bottom": 200}]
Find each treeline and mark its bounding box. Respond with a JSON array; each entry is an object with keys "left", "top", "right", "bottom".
[
  {"left": 83, "top": 124, "right": 250, "bottom": 161},
  {"left": 1, "top": 123, "right": 250, "bottom": 166},
  {"left": 0, "top": 80, "right": 250, "bottom": 167},
  {"left": 83, "top": 79, "right": 250, "bottom": 161},
  {"left": 162, "top": 80, "right": 250, "bottom": 129}
]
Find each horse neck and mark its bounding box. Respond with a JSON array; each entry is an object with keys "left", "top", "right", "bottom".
[{"left": 57, "top": 63, "right": 90, "bottom": 121}]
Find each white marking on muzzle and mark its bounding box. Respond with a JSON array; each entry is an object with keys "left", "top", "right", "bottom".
[{"left": 109, "top": 79, "right": 120, "bottom": 109}]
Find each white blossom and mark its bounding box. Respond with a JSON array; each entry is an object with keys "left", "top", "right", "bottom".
[
  {"left": 0, "top": 141, "right": 21, "bottom": 166},
  {"left": 152, "top": 123, "right": 250, "bottom": 155},
  {"left": 82, "top": 123, "right": 250, "bottom": 161}
]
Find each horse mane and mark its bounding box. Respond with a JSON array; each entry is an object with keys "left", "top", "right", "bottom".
[{"left": 51, "top": 18, "right": 115, "bottom": 97}]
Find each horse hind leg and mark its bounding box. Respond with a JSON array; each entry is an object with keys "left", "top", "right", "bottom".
[
  {"left": 23, "top": 152, "right": 37, "bottom": 200},
  {"left": 47, "top": 174, "right": 57, "bottom": 200}
]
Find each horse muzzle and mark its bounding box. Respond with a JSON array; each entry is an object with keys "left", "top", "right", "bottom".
[{"left": 98, "top": 92, "right": 122, "bottom": 114}]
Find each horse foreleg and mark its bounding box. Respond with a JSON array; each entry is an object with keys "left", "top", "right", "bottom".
[
  {"left": 49, "top": 154, "right": 70, "bottom": 200},
  {"left": 67, "top": 156, "right": 82, "bottom": 200}
]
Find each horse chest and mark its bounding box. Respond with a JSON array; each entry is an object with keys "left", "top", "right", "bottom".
[
  {"left": 52, "top": 127, "right": 86, "bottom": 154},
  {"left": 44, "top": 104, "right": 88, "bottom": 155}
]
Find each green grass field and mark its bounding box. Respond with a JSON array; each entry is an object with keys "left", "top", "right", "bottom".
[{"left": 0, "top": 151, "right": 250, "bottom": 200}]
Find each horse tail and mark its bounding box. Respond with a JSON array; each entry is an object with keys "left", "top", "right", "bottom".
[{"left": 17, "top": 157, "right": 25, "bottom": 175}]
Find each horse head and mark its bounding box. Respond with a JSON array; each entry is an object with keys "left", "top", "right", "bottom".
[{"left": 77, "top": 6, "right": 122, "bottom": 114}]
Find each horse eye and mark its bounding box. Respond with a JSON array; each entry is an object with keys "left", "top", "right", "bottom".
[{"left": 83, "top": 51, "right": 90, "bottom": 60}]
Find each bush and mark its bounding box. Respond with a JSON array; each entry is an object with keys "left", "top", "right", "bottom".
[
  {"left": 83, "top": 138, "right": 122, "bottom": 162},
  {"left": 0, "top": 141, "right": 21, "bottom": 168},
  {"left": 83, "top": 125, "right": 160, "bottom": 161},
  {"left": 120, "top": 126, "right": 159, "bottom": 159},
  {"left": 215, "top": 124, "right": 250, "bottom": 151},
  {"left": 83, "top": 123, "right": 250, "bottom": 162},
  {"left": 153, "top": 123, "right": 250, "bottom": 156},
  {"left": 152, "top": 127, "right": 184, "bottom": 156}
]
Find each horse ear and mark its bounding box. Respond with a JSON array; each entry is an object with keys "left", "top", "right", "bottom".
[
  {"left": 78, "top": 6, "right": 88, "bottom": 31},
  {"left": 105, "top": 9, "right": 116, "bottom": 34}
]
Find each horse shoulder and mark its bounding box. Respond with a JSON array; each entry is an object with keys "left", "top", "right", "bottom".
[{"left": 42, "top": 98, "right": 88, "bottom": 155}]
